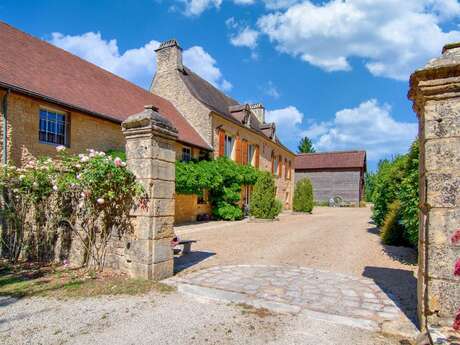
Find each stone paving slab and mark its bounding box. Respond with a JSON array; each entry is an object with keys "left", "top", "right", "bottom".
[{"left": 166, "top": 264, "right": 418, "bottom": 339}]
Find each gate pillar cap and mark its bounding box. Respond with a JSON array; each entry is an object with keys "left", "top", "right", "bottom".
[{"left": 122, "top": 104, "right": 178, "bottom": 137}]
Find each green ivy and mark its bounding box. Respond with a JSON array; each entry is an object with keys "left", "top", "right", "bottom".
[{"left": 175, "top": 157, "right": 260, "bottom": 220}]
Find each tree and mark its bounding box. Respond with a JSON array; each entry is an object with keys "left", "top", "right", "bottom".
[
  {"left": 250, "top": 172, "right": 282, "bottom": 219},
  {"left": 293, "top": 178, "right": 314, "bottom": 213},
  {"left": 297, "top": 137, "right": 316, "bottom": 153}
]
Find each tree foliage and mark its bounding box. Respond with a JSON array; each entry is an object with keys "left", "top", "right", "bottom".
[
  {"left": 293, "top": 178, "right": 314, "bottom": 213},
  {"left": 297, "top": 136, "right": 316, "bottom": 153},
  {"left": 249, "top": 172, "right": 283, "bottom": 219},
  {"left": 175, "top": 157, "right": 260, "bottom": 221},
  {"left": 370, "top": 139, "right": 419, "bottom": 248}
]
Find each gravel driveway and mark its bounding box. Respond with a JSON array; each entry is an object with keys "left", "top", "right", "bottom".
[{"left": 1, "top": 206, "right": 417, "bottom": 345}]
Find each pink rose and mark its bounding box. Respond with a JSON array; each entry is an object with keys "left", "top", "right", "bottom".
[{"left": 114, "top": 157, "right": 122, "bottom": 167}]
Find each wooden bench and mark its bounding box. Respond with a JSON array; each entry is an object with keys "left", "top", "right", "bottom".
[{"left": 178, "top": 240, "right": 197, "bottom": 254}]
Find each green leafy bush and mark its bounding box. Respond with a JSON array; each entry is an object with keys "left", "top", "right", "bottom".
[
  {"left": 250, "top": 172, "right": 282, "bottom": 219},
  {"left": 380, "top": 200, "right": 406, "bottom": 246},
  {"left": 293, "top": 178, "right": 314, "bottom": 213},
  {"left": 399, "top": 141, "right": 419, "bottom": 247},
  {"left": 175, "top": 157, "right": 260, "bottom": 221},
  {"left": 106, "top": 149, "right": 126, "bottom": 161},
  {"left": 371, "top": 139, "right": 419, "bottom": 249},
  {"left": 0, "top": 147, "right": 143, "bottom": 268}
]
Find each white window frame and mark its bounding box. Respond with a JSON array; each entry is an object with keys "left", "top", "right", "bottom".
[
  {"left": 39, "top": 108, "right": 69, "bottom": 146},
  {"left": 273, "top": 156, "right": 279, "bottom": 176},
  {"left": 224, "top": 135, "right": 234, "bottom": 159},
  {"left": 247, "top": 144, "right": 255, "bottom": 166},
  {"left": 182, "top": 146, "right": 192, "bottom": 162}
]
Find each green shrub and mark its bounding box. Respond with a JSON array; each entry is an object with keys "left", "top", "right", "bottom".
[
  {"left": 380, "top": 200, "right": 406, "bottom": 246},
  {"left": 399, "top": 140, "right": 419, "bottom": 247},
  {"left": 106, "top": 149, "right": 126, "bottom": 161},
  {"left": 250, "top": 172, "right": 282, "bottom": 219},
  {"left": 293, "top": 178, "right": 314, "bottom": 213}
]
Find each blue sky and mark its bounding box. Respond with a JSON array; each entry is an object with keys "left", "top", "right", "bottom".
[{"left": 2, "top": 0, "right": 460, "bottom": 170}]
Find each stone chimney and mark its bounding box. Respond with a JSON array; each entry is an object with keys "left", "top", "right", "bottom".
[
  {"left": 250, "top": 103, "right": 265, "bottom": 124},
  {"left": 155, "top": 39, "right": 183, "bottom": 74}
]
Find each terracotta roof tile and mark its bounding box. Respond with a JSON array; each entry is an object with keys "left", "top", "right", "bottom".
[
  {"left": 0, "top": 21, "right": 210, "bottom": 150},
  {"left": 295, "top": 151, "right": 366, "bottom": 170}
]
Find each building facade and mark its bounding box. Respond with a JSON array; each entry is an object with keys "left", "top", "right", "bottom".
[
  {"left": 295, "top": 151, "right": 366, "bottom": 205},
  {"left": 152, "top": 40, "right": 296, "bottom": 220}
]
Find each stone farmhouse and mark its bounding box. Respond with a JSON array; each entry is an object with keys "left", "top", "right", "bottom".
[
  {"left": 0, "top": 22, "right": 295, "bottom": 224},
  {"left": 295, "top": 151, "right": 366, "bottom": 205},
  {"left": 152, "top": 40, "right": 295, "bottom": 222}
]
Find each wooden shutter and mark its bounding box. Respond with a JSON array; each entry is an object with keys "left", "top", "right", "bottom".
[
  {"left": 235, "top": 135, "right": 241, "bottom": 164},
  {"left": 218, "top": 129, "right": 225, "bottom": 157},
  {"left": 279, "top": 155, "right": 282, "bottom": 177},
  {"left": 242, "top": 140, "right": 248, "bottom": 165},
  {"left": 284, "top": 159, "right": 288, "bottom": 178},
  {"left": 255, "top": 145, "right": 260, "bottom": 169},
  {"left": 288, "top": 160, "right": 291, "bottom": 179},
  {"left": 271, "top": 152, "right": 274, "bottom": 174}
]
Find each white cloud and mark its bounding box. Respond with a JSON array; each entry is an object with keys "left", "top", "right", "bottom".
[
  {"left": 263, "top": 0, "right": 301, "bottom": 9},
  {"left": 183, "top": 46, "right": 233, "bottom": 90},
  {"left": 266, "top": 106, "right": 304, "bottom": 147},
  {"left": 179, "top": 0, "right": 222, "bottom": 16},
  {"left": 304, "top": 99, "right": 418, "bottom": 161},
  {"left": 49, "top": 32, "right": 160, "bottom": 89},
  {"left": 233, "top": 0, "right": 256, "bottom": 4},
  {"left": 230, "top": 26, "right": 260, "bottom": 49},
  {"left": 257, "top": 0, "right": 460, "bottom": 80},
  {"left": 49, "top": 32, "right": 231, "bottom": 91}
]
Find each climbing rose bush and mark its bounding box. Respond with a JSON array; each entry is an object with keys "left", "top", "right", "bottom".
[
  {"left": 0, "top": 147, "right": 144, "bottom": 270},
  {"left": 451, "top": 229, "right": 460, "bottom": 331}
]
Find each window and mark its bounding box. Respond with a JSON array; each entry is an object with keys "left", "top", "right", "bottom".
[
  {"left": 39, "top": 109, "right": 68, "bottom": 146},
  {"left": 224, "top": 135, "right": 234, "bottom": 159},
  {"left": 273, "top": 155, "right": 279, "bottom": 176},
  {"left": 182, "top": 146, "right": 192, "bottom": 162},
  {"left": 247, "top": 144, "right": 255, "bottom": 166}
]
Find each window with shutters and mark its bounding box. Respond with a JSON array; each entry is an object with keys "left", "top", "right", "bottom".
[
  {"left": 247, "top": 144, "right": 255, "bottom": 166},
  {"left": 224, "top": 135, "right": 234, "bottom": 159},
  {"left": 273, "top": 155, "right": 279, "bottom": 176}
]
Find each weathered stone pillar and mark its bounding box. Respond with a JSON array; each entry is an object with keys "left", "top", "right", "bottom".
[
  {"left": 409, "top": 43, "right": 460, "bottom": 335},
  {"left": 121, "top": 105, "right": 177, "bottom": 280}
]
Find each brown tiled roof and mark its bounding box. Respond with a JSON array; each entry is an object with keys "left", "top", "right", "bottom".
[
  {"left": 179, "top": 67, "right": 292, "bottom": 152},
  {"left": 295, "top": 151, "right": 366, "bottom": 170},
  {"left": 0, "top": 21, "right": 211, "bottom": 150}
]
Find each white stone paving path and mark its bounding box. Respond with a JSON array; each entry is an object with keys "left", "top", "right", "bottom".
[{"left": 166, "top": 264, "right": 418, "bottom": 339}]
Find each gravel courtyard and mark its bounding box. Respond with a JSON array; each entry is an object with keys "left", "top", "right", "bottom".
[{"left": 0, "top": 206, "right": 418, "bottom": 345}]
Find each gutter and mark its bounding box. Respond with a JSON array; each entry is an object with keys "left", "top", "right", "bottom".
[{"left": 2, "top": 88, "right": 10, "bottom": 165}]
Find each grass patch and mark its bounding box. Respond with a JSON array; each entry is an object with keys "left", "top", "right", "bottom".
[{"left": 0, "top": 261, "right": 175, "bottom": 299}]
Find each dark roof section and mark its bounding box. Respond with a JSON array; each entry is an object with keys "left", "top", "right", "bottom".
[
  {"left": 0, "top": 21, "right": 210, "bottom": 150},
  {"left": 180, "top": 67, "right": 239, "bottom": 119},
  {"left": 295, "top": 151, "right": 367, "bottom": 171},
  {"left": 179, "top": 66, "right": 293, "bottom": 153}
]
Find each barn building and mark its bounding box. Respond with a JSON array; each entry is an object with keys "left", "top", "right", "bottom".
[{"left": 294, "top": 151, "right": 366, "bottom": 205}]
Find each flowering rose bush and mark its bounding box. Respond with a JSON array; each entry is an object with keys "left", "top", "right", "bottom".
[
  {"left": 0, "top": 147, "right": 144, "bottom": 270},
  {"left": 451, "top": 229, "right": 460, "bottom": 331}
]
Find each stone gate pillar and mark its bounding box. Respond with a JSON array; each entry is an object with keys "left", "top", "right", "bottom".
[
  {"left": 409, "top": 43, "right": 460, "bottom": 336},
  {"left": 121, "top": 105, "right": 177, "bottom": 280}
]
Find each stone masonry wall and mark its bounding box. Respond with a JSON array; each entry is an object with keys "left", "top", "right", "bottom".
[
  {"left": 409, "top": 44, "right": 460, "bottom": 335},
  {"left": 3, "top": 92, "right": 125, "bottom": 166}
]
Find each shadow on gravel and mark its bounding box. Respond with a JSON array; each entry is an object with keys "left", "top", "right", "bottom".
[
  {"left": 367, "top": 226, "right": 380, "bottom": 235},
  {"left": 174, "top": 251, "right": 215, "bottom": 274},
  {"left": 363, "top": 266, "right": 418, "bottom": 327}
]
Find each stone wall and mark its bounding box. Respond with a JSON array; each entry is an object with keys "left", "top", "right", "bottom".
[
  {"left": 2, "top": 92, "right": 125, "bottom": 166},
  {"left": 409, "top": 43, "right": 460, "bottom": 338},
  {"left": 295, "top": 169, "right": 362, "bottom": 205},
  {"left": 175, "top": 194, "right": 212, "bottom": 224}
]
